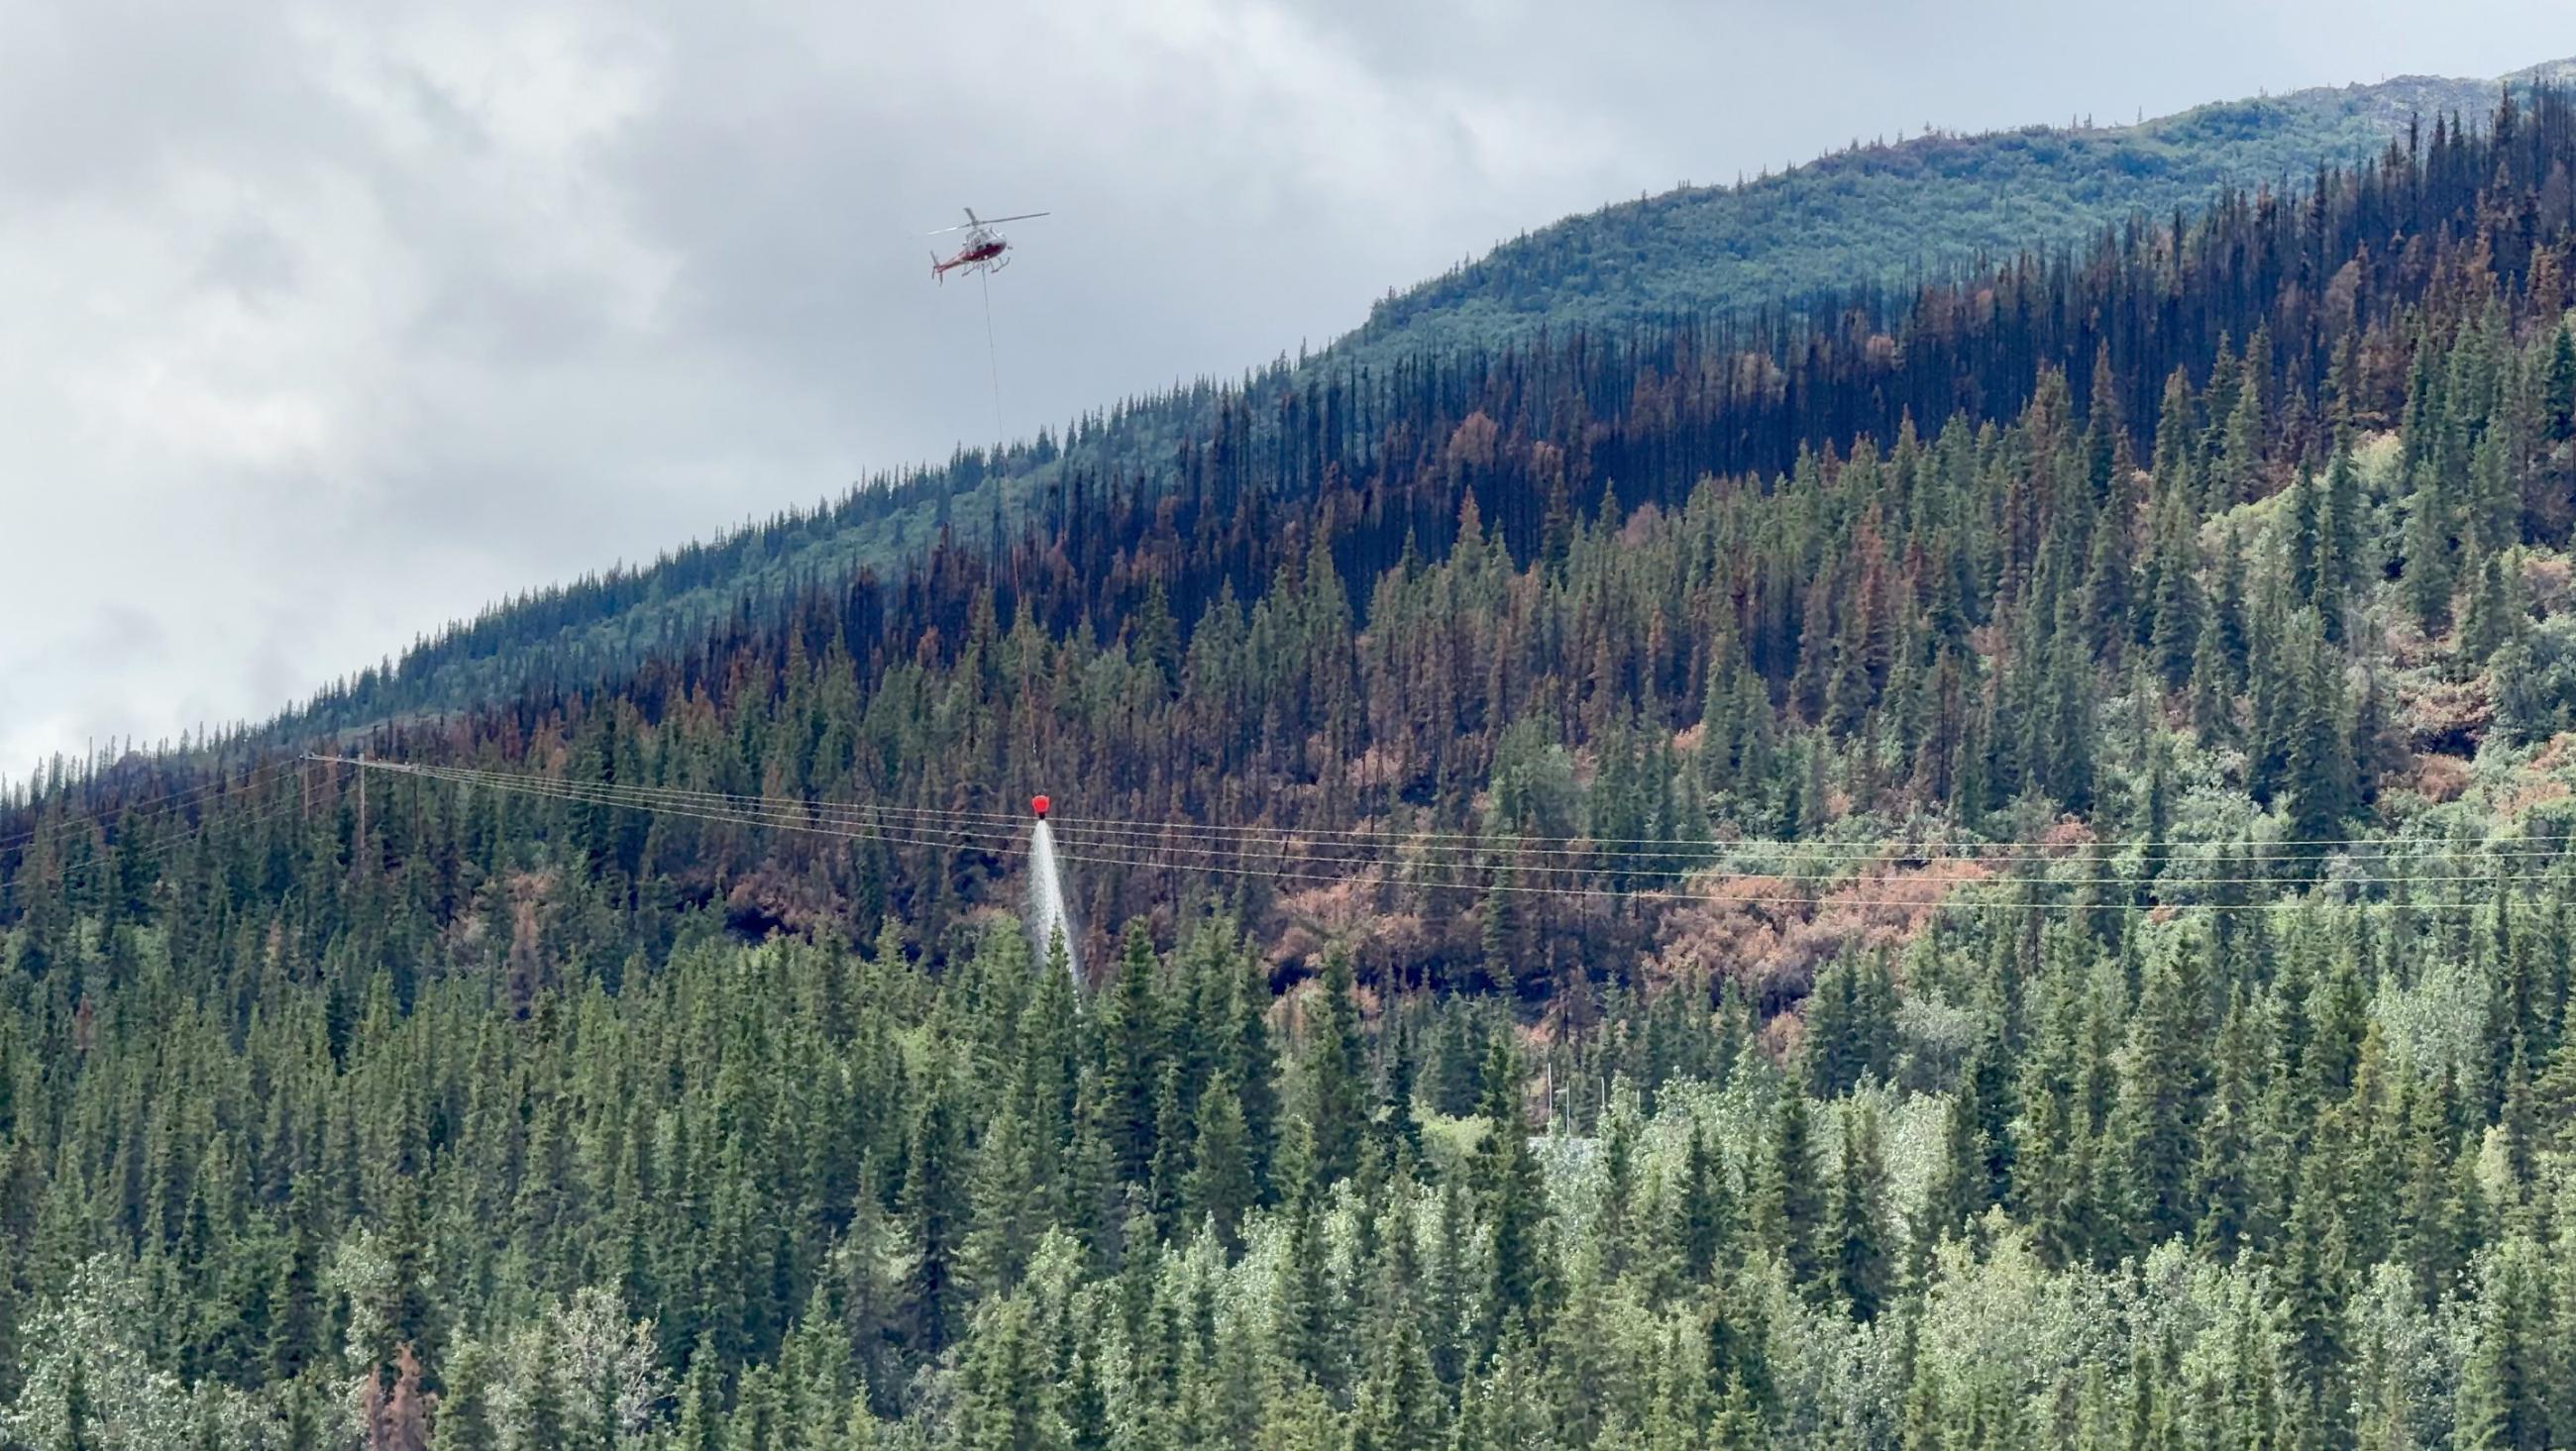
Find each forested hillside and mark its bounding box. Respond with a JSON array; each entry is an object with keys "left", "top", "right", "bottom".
[
  {"left": 265, "top": 61, "right": 2569, "bottom": 743},
  {"left": 10, "top": 83, "right": 2576, "bottom": 1451},
  {"left": 1349, "top": 59, "right": 2576, "bottom": 359}
]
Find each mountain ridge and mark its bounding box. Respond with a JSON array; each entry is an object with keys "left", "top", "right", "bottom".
[
  {"left": 1346, "top": 57, "right": 2576, "bottom": 361},
  {"left": 226, "top": 55, "right": 2575, "bottom": 756}
]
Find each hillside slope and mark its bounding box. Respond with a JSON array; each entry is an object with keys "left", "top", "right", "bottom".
[
  {"left": 8, "top": 84, "right": 2576, "bottom": 1447},
  {"left": 271, "top": 58, "right": 2572, "bottom": 742},
  {"left": 1348, "top": 60, "right": 2576, "bottom": 360}
]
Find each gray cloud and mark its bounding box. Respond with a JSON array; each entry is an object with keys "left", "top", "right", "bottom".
[{"left": 0, "top": 0, "right": 2564, "bottom": 776}]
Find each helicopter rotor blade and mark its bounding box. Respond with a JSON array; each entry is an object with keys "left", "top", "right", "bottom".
[{"left": 924, "top": 209, "right": 1045, "bottom": 236}]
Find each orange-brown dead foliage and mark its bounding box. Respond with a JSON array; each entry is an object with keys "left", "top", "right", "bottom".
[{"left": 1646, "top": 856, "right": 1992, "bottom": 1009}]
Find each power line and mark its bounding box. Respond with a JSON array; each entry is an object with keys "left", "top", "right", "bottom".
[
  {"left": 0, "top": 780, "right": 315, "bottom": 907},
  {"left": 311, "top": 756, "right": 2570, "bottom": 915},
  {"left": 329, "top": 759, "right": 2571, "bottom": 888},
  {"left": 306, "top": 757, "right": 2576, "bottom": 860},
  {"left": 0, "top": 764, "right": 300, "bottom": 855},
  {"left": 342, "top": 761, "right": 2497, "bottom": 887}
]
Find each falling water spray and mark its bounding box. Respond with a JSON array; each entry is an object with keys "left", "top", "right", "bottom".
[{"left": 1026, "top": 795, "right": 1080, "bottom": 984}]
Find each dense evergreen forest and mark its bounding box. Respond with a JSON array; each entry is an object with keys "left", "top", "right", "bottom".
[
  {"left": 262, "top": 64, "right": 2568, "bottom": 742},
  {"left": 13, "top": 84, "right": 2576, "bottom": 1450},
  {"left": 1346, "top": 60, "right": 2576, "bottom": 361}
]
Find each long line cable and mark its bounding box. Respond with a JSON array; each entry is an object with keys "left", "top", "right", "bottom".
[{"left": 980, "top": 266, "right": 1005, "bottom": 452}]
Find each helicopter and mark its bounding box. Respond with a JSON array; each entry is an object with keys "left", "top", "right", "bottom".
[{"left": 929, "top": 207, "right": 1049, "bottom": 283}]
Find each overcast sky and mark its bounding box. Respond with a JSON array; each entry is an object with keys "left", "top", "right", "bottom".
[{"left": 1, "top": 0, "right": 2565, "bottom": 777}]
